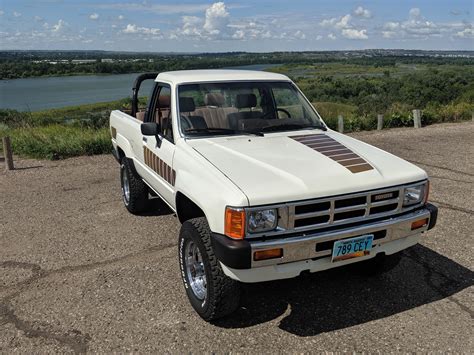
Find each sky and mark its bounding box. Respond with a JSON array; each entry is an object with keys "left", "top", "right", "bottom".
[{"left": 0, "top": 0, "right": 473, "bottom": 52}]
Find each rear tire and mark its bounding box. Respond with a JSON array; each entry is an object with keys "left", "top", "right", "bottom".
[
  {"left": 120, "top": 157, "right": 148, "bottom": 214},
  {"left": 179, "top": 217, "right": 241, "bottom": 321}
]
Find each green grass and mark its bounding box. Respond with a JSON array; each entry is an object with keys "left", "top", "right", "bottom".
[
  {"left": 0, "top": 125, "right": 111, "bottom": 160},
  {"left": 0, "top": 101, "right": 126, "bottom": 160}
]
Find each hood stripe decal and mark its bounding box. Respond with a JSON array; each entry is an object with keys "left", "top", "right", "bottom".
[{"left": 290, "top": 134, "right": 374, "bottom": 174}]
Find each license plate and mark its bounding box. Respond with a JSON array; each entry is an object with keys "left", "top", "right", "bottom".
[{"left": 331, "top": 234, "right": 373, "bottom": 262}]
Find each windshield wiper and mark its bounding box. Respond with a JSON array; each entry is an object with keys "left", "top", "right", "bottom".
[
  {"left": 185, "top": 127, "right": 264, "bottom": 137},
  {"left": 258, "top": 123, "right": 327, "bottom": 133}
]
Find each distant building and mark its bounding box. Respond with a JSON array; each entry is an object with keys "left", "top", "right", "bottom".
[
  {"left": 101, "top": 58, "right": 114, "bottom": 63},
  {"left": 71, "top": 59, "right": 97, "bottom": 64}
]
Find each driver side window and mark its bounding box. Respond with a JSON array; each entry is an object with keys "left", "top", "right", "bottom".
[{"left": 150, "top": 85, "right": 173, "bottom": 142}]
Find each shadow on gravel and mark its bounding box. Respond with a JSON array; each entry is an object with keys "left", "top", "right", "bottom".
[
  {"left": 214, "top": 244, "right": 474, "bottom": 336},
  {"left": 136, "top": 198, "right": 175, "bottom": 217},
  {"left": 12, "top": 165, "right": 43, "bottom": 171}
]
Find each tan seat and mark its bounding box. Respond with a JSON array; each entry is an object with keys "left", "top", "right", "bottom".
[
  {"left": 136, "top": 111, "right": 146, "bottom": 121},
  {"left": 194, "top": 93, "right": 237, "bottom": 129}
]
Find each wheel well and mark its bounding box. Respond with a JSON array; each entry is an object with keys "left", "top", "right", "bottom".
[
  {"left": 117, "top": 147, "right": 125, "bottom": 160},
  {"left": 176, "top": 192, "right": 205, "bottom": 223}
]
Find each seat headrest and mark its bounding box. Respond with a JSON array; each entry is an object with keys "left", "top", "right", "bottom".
[
  {"left": 179, "top": 97, "right": 196, "bottom": 112},
  {"left": 235, "top": 94, "right": 257, "bottom": 109},
  {"left": 204, "top": 93, "right": 225, "bottom": 107},
  {"left": 158, "top": 95, "right": 170, "bottom": 108}
]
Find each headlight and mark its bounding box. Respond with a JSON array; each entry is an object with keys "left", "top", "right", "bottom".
[
  {"left": 403, "top": 183, "right": 426, "bottom": 206},
  {"left": 247, "top": 209, "right": 277, "bottom": 233}
]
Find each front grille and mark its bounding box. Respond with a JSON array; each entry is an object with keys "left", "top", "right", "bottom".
[
  {"left": 288, "top": 187, "right": 405, "bottom": 230},
  {"left": 245, "top": 181, "right": 427, "bottom": 239}
]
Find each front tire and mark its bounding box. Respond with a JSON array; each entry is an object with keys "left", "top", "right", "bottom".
[
  {"left": 120, "top": 157, "right": 149, "bottom": 214},
  {"left": 179, "top": 217, "right": 241, "bottom": 321}
]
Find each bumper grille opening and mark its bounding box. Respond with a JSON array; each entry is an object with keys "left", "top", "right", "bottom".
[
  {"left": 370, "top": 203, "right": 398, "bottom": 215},
  {"left": 334, "top": 209, "right": 365, "bottom": 221},
  {"left": 315, "top": 230, "right": 387, "bottom": 252},
  {"left": 295, "top": 201, "right": 330, "bottom": 215},
  {"left": 335, "top": 196, "right": 367, "bottom": 209},
  {"left": 294, "top": 215, "right": 330, "bottom": 228}
]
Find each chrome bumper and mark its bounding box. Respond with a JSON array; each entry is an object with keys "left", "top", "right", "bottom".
[{"left": 250, "top": 207, "right": 431, "bottom": 268}]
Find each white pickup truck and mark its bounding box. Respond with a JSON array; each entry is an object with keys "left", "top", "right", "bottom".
[{"left": 110, "top": 70, "right": 438, "bottom": 320}]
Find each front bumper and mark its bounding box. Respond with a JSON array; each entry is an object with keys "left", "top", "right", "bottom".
[{"left": 212, "top": 204, "right": 438, "bottom": 281}]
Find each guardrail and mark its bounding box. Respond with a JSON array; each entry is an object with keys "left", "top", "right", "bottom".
[{"left": 337, "top": 109, "right": 424, "bottom": 133}]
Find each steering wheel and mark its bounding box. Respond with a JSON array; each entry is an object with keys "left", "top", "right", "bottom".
[
  {"left": 261, "top": 108, "right": 292, "bottom": 120},
  {"left": 276, "top": 108, "right": 292, "bottom": 118},
  {"left": 180, "top": 115, "right": 193, "bottom": 130}
]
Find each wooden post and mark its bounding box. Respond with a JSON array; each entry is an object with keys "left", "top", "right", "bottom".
[
  {"left": 2, "top": 136, "right": 14, "bottom": 171},
  {"left": 413, "top": 109, "right": 421, "bottom": 128},
  {"left": 377, "top": 114, "right": 383, "bottom": 130},
  {"left": 338, "top": 114, "right": 344, "bottom": 133}
]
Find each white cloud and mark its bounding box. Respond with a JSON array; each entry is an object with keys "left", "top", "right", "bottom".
[
  {"left": 34, "top": 15, "right": 44, "bottom": 22},
  {"left": 382, "top": 31, "right": 396, "bottom": 38},
  {"left": 97, "top": 3, "right": 210, "bottom": 15},
  {"left": 319, "top": 14, "right": 352, "bottom": 30},
  {"left": 179, "top": 16, "right": 204, "bottom": 37},
  {"left": 203, "top": 2, "right": 229, "bottom": 36},
  {"left": 13, "top": 11, "right": 21, "bottom": 17},
  {"left": 380, "top": 9, "right": 445, "bottom": 39},
  {"left": 0, "top": 10, "right": 4, "bottom": 16},
  {"left": 354, "top": 6, "right": 372, "bottom": 19},
  {"left": 89, "top": 13, "right": 99, "bottom": 20},
  {"left": 320, "top": 14, "right": 351, "bottom": 29},
  {"left": 293, "top": 30, "right": 306, "bottom": 40},
  {"left": 455, "top": 27, "right": 474, "bottom": 38},
  {"left": 122, "top": 24, "right": 161, "bottom": 36},
  {"left": 118, "top": 15, "right": 124, "bottom": 20},
  {"left": 52, "top": 19, "right": 67, "bottom": 32},
  {"left": 409, "top": 8, "right": 421, "bottom": 19},
  {"left": 336, "top": 14, "right": 351, "bottom": 29},
  {"left": 384, "top": 21, "right": 400, "bottom": 31},
  {"left": 328, "top": 33, "right": 336, "bottom": 40},
  {"left": 342, "top": 28, "right": 368, "bottom": 39},
  {"left": 320, "top": 18, "right": 337, "bottom": 27}
]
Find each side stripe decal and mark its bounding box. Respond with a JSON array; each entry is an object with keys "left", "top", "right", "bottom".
[
  {"left": 290, "top": 134, "right": 374, "bottom": 174},
  {"left": 143, "top": 146, "right": 176, "bottom": 186}
]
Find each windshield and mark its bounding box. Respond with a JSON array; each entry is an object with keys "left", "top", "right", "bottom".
[{"left": 178, "top": 81, "right": 325, "bottom": 137}]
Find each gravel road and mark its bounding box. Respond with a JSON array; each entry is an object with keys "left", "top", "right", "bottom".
[{"left": 1, "top": 122, "right": 473, "bottom": 353}]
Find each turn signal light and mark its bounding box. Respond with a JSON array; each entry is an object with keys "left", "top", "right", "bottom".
[
  {"left": 254, "top": 248, "right": 283, "bottom": 261},
  {"left": 411, "top": 218, "right": 429, "bottom": 230},
  {"left": 225, "top": 207, "right": 245, "bottom": 240},
  {"left": 424, "top": 180, "right": 430, "bottom": 204}
]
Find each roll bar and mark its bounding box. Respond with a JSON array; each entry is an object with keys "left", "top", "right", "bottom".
[{"left": 131, "top": 72, "right": 159, "bottom": 117}]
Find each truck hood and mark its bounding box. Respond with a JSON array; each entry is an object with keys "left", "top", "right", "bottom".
[{"left": 188, "top": 130, "right": 427, "bottom": 206}]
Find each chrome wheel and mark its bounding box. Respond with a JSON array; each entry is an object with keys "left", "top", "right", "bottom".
[
  {"left": 184, "top": 241, "right": 207, "bottom": 301},
  {"left": 121, "top": 165, "right": 130, "bottom": 205}
]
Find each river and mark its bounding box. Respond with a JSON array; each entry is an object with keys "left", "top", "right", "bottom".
[{"left": 0, "top": 64, "right": 280, "bottom": 111}]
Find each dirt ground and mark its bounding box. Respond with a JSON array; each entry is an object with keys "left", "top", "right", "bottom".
[{"left": 1, "top": 122, "right": 473, "bottom": 353}]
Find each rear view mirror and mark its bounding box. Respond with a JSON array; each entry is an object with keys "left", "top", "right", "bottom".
[{"left": 141, "top": 122, "right": 160, "bottom": 136}]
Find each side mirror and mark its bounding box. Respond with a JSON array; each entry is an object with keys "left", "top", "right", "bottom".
[{"left": 141, "top": 122, "right": 160, "bottom": 136}]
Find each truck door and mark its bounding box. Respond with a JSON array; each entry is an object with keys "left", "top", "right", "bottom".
[{"left": 140, "top": 82, "right": 176, "bottom": 206}]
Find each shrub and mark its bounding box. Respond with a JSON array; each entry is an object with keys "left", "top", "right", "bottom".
[{"left": 1, "top": 125, "right": 112, "bottom": 160}]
